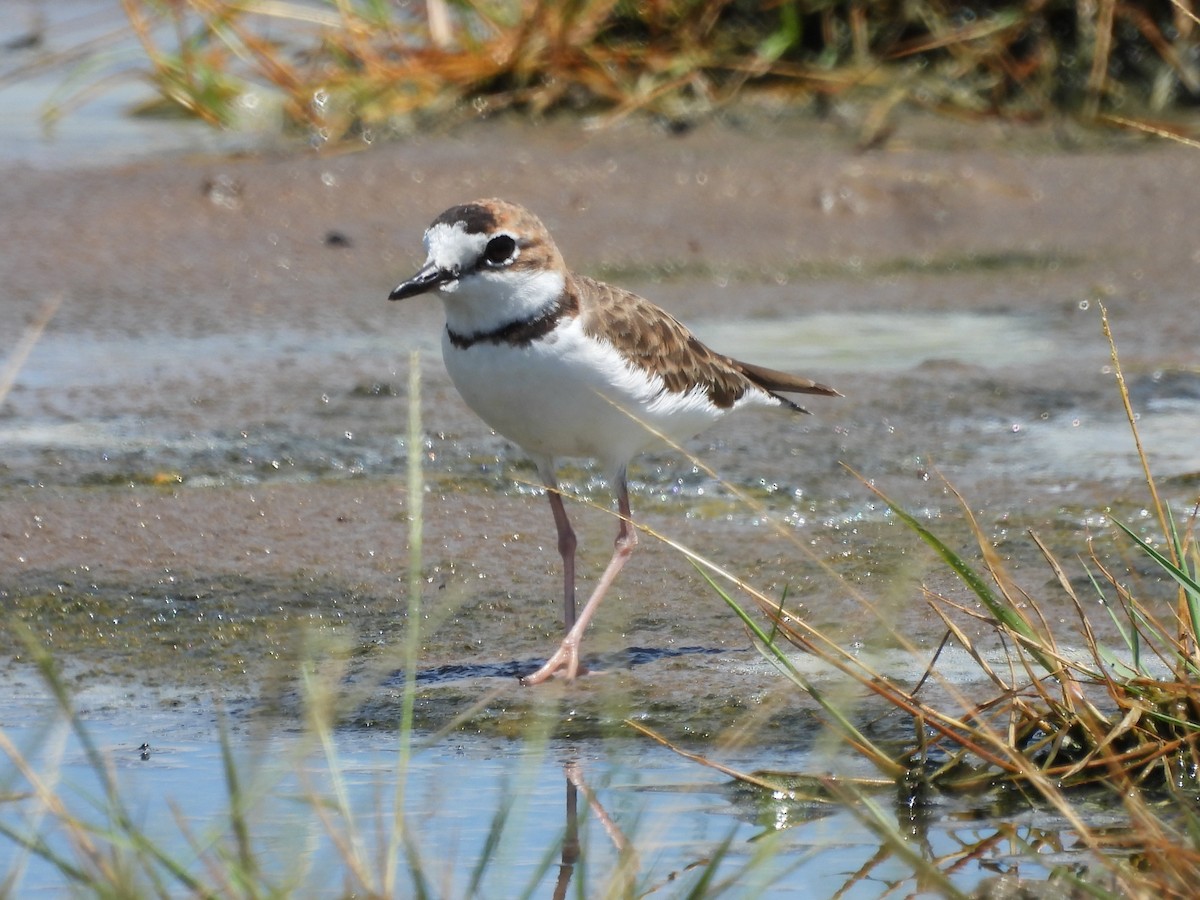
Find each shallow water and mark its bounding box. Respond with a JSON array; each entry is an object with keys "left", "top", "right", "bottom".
[
  {"left": 692, "top": 311, "right": 1059, "bottom": 373},
  {"left": 6, "top": 309, "right": 1196, "bottom": 491},
  {"left": 0, "top": 0, "right": 277, "bottom": 170},
  {"left": 0, "top": 696, "right": 1090, "bottom": 897}
]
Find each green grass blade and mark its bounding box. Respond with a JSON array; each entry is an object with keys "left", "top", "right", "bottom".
[
  {"left": 217, "top": 709, "right": 258, "bottom": 888},
  {"left": 389, "top": 350, "right": 426, "bottom": 893},
  {"left": 0, "top": 821, "right": 90, "bottom": 888},
  {"left": 873, "top": 492, "right": 1059, "bottom": 674},
  {"left": 1113, "top": 518, "right": 1200, "bottom": 636},
  {"left": 1164, "top": 505, "right": 1200, "bottom": 641},
  {"left": 692, "top": 563, "right": 901, "bottom": 778},
  {"left": 682, "top": 830, "right": 736, "bottom": 899},
  {"left": 466, "top": 792, "right": 514, "bottom": 897},
  {"left": 1083, "top": 565, "right": 1146, "bottom": 675},
  {"left": 18, "top": 624, "right": 209, "bottom": 894}
]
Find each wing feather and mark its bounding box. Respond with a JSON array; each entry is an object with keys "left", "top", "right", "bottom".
[{"left": 575, "top": 275, "right": 839, "bottom": 412}]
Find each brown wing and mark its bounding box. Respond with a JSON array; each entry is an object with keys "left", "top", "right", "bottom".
[{"left": 575, "top": 275, "right": 839, "bottom": 411}]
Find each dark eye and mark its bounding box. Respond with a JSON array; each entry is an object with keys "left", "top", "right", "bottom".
[{"left": 483, "top": 235, "right": 516, "bottom": 266}]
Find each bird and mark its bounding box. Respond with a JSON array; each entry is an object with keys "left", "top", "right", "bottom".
[{"left": 389, "top": 199, "right": 839, "bottom": 685}]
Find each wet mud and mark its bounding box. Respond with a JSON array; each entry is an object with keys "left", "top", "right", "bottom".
[{"left": 2, "top": 113, "right": 1198, "bottom": 740}]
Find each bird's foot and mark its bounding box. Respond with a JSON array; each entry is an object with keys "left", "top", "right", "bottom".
[{"left": 520, "top": 638, "right": 587, "bottom": 686}]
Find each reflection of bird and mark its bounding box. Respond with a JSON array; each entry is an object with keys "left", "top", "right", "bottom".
[{"left": 390, "top": 199, "right": 839, "bottom": 684}]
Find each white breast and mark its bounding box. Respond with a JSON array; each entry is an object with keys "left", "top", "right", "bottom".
[{"left": 441, "top": 317, "right": 772, "bottom": 474}]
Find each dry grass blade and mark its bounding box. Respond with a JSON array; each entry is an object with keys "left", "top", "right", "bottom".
[
  {"left": 1101, "top": 112, "right": 1200, "bottom": 148},
  {"left": 0, "top": 729, "right": 98, "bottom": 886},
  {"left": 1083, "top": 0, "right": 1117, "bottom": 119},
  {"left": 816, "top": 776, "right": 969, "bottom": 900},
  {"left": 0, "top": 295, "right": 62, "bottom": 408},
  {"left": 1101, "top": 302, "right": 1173, "bottom": 561},
  {"left": 624, "top": 720, "right": 827, "bottom": 798}
]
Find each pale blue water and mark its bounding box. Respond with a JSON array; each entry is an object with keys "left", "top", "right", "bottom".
[
  {"left": 0, "top": 0, "right": 273, "bottom": 170},
  {"left": 0, "top": 695, "right": 1072, "bottom": 898}
]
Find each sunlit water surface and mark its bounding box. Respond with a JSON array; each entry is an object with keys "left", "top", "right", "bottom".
[{"left": 0, "top": 696, "right": 1083, "bottom": 897}]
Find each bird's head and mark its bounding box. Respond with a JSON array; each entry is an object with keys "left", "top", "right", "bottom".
[{"left": 390, "top": 199, "right": 567, "bottom": 333}]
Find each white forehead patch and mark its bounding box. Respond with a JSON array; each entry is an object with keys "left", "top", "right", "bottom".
[{"left": 423, "top": 222, "right": 489, "bottom": 275}]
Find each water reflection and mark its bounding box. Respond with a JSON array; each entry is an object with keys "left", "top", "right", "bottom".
[
  {"left": 0, "top": 702, "right": 1117, "bottom": 896},
  {"left": 554, "top": 771, "right": 580, "bottom": 900},
  {"left": 556, "top": 761, "right": 637, "bottom": 899}
]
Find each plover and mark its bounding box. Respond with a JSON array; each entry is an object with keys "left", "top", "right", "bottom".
[{"left": 390, "top": 199, "right": 839, "bottom": 685}]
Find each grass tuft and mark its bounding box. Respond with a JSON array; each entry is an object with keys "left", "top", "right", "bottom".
[
  {"left": 624, "top": 306, "right": 1200, "bottom": 895},
  {"left": 83, "top": 1, "right": 1200, "bottom": 141}
]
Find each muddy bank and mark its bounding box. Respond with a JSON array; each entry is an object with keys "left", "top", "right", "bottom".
[{"left": 1, "top": 112, "right": 1198, "bottom": 738}]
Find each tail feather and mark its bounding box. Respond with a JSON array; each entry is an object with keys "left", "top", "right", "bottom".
[{"left": 733, "top": 359, "right": 842, "bottom": 400}]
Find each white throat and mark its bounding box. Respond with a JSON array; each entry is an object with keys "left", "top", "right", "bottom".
[
  {"left": 421, "top": 222, "right": 567, "bottom": 336},
  {"left": 440, "top": 267, "right": 566, "bottom": 337}
]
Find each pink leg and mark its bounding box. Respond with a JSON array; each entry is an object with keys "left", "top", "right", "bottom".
[{"left": 522, "top": 471, "right": 636, "bottom": 686}]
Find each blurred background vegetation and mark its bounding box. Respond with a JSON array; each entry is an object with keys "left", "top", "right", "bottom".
[{"left": 115, "top": 0, "right": 1200, "bottom": 141}]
